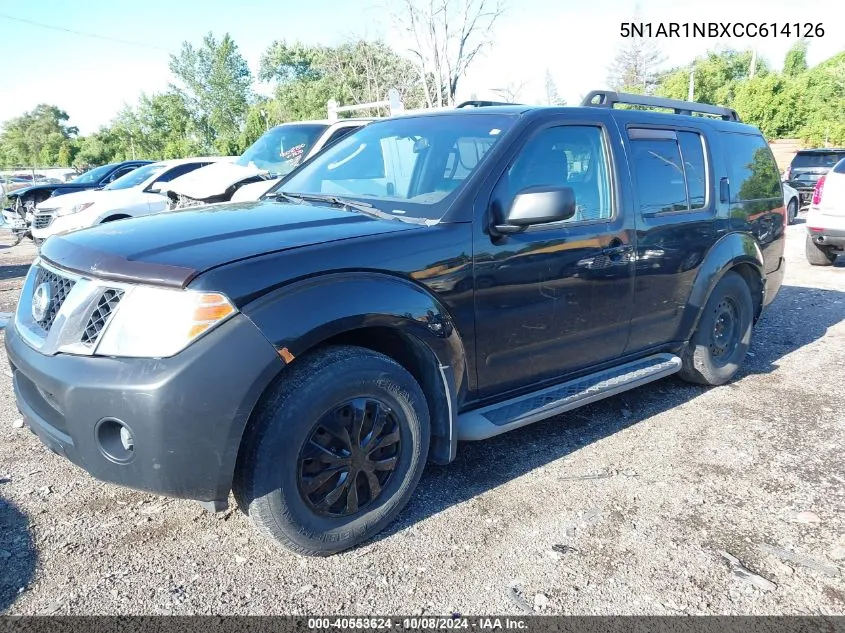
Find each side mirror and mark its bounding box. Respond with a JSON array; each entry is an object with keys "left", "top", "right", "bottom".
[
  {"left": 494, "top": 186, "right": 576, "bottom": 235},
  {"left": 149, "top": 182, "right": 168, "bottom": 193}
]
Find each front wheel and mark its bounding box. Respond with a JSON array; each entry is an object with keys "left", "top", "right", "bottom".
[
  {"left": 805, "top": 234, "right": 837, "bottom": 266},
  {"left": 234, "top": 345, "right": 430, "bottom": 556},
  {"left": 679, "top": 271, "right": 754, "bottom": 386},
  {"left": 787, "top": 199, "right": 797, "bottom": 225}
]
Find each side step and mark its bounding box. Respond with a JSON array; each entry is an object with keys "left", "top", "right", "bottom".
[{"left": 457, "top": 354, "right": 682, "bottom": 441}]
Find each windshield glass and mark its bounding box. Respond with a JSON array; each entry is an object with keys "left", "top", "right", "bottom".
[
  {"left": 71, "top": 163, "right": 116, "bottom": 184},
  {"left": 279, "top": 114, "right": 516, "bottom": 220},
  {"left": 235, "top": 123, "right": 328, "bottom": 175},
  {"left": 104, "top": 164, "right": 166, "bottom": 190},
  {"left": 792, "top": 152, "right": 845, "bottom": 169}
]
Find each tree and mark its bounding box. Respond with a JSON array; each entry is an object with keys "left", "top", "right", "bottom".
[
  {"left": 0, "top": 104, "right": 78, "bottom": 167},
  {"left": 783, "top": 39, "right": 808, "bottom": 78},
  {"left": 392, "top": 0, "right": 507, "bottom": 107},
  {"left": 492, "top": 79, "right": 528, "bottom": 102},
  {"left": 544, "top": 69, "right": 566, "bottom": 105},
  {"left": 657, "top": 49, "right": 768, "bottom": 105},
  {"left": 169, "top": 32, "right": 253, "bottom": 154},
  {"left": 607, "top": 6, "right": 665, "bottom": 94}
]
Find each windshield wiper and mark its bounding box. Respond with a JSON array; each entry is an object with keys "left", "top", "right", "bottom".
[{"left": 264, "top": 191, "right": 306, "bottom": 204}]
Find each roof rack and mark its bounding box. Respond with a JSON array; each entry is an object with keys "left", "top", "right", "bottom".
[
  {"left": 581, "top": 90, "right": 740, "bottom": 122},
  {"left": 455, "top": 100, "right": 520, "bottom": 108}
]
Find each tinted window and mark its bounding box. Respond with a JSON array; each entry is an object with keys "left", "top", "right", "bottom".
[
  {"left": 833, "top": 158, "right": 845, "bottom": 174},
  {"left": 323, "top": 126, "right": 361, "bottom": 148},
  {"left": 791, "top": 151, "right": 845, "bottom": 169},
  {"left": 630, "top": 138, "right": 688, "bottom": 214},
  {"left": 154, "top": 162, "right": 209, "bottom": 183},
  {"left": 725, "top": 133, "right": 781, "bottom": 201},
  {"left": 71, "top": 163, "right": 118, "bottom": 184},
  {"left": 678, "top": 131, "right": 707, "bottom": 209},
  {"left": 499, "top": 125, "right": 612, "bottom": 222}
]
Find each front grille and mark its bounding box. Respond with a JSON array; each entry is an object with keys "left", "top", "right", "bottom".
[
  {"left": 33, "top": 267, "right": 75, "bottom": 332},
  {"left": 33, "top": 213, "right": 54, "bottom": 229},
  {"left": 81, "top": 289, "right": 124, "bottom": 345}
]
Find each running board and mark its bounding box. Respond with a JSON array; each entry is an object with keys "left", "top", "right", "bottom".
[{"left": 457, "top": 354, "right": 682, "bottom": 441}]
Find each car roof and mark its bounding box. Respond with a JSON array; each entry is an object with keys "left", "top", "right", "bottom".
[
  {"left": 150, "top": 156, "right": 234, "bottom": 168},
  {"left": 795, "top": 148, "right": 845, "bottom": 154}
]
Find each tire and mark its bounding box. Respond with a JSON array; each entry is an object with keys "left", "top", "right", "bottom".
[
  {"left": 679, "top": 271, "right": 754, "bottom": 386},
  {"left": 787, "top": 198, "right": 797, "bottom": 225},
  {"left": 233, "top": 345, "right": 430, "bottom": 556},
  {"left": 805, "top": 234, "right": 837, "bottom": 266}
]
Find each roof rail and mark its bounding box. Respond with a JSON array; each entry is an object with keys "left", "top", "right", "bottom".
[
  {"left": 455, "top": 100, "right": 520, "bottom": 108},
  {"left": 580, "top": 90, "right": 740, "bottom": 122}
]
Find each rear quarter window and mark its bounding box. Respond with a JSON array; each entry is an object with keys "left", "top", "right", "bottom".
[
  {"left": 833, "top": 158, "right": 845, "bottom": 174},
  {"left": 723, "top": 133, "right": 781, "bottom": 202},
  {"left": 791, "top": 152, "right": 845, "bottom": 169}
]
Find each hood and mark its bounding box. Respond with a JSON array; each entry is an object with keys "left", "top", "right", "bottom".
[
  {"left": 36, "top": 187, "right": 145, "bottom": 212},
  {"left": 40, "top": 200, "right": 423, "bottom": 288},
  {"left": 161, "top": 161, "right": 265, "bottom": 200}
]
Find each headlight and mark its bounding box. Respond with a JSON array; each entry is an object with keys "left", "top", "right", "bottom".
[
  {"left": 95, "top": 286, "right": 237, "bottom": 358},
  {"left": 57, "top": 202, "right": 94, "bottom": 216}
]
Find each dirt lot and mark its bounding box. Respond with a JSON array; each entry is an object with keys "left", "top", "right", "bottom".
[{"left": 1, "top": 219, "right": 843, "bottom": 616}]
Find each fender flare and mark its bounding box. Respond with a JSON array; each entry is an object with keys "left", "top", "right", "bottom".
[
  {"left": 241, "top": 271, "right": 467, "bottom": 463},
  {"left": 678, "top": 231, "right": 766, "bottom": 341}
]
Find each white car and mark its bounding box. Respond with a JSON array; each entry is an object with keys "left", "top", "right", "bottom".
[
  {"left": 783, "top": 181, "right": 800, "bottom": 225},
  {"left": 805, "top": 157, "right": 845, "bottom": 266},
  {"left": 31, "top": 157, "right": 229, "bottom": 243},
  {"left": 163, "top": 119, "right": 374, "bottom": 207}
]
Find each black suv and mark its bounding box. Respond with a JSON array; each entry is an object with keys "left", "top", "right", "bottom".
[
  {"left": 6, "top": 91, "right": 786, "bottom": 556},
  {"left": 785, "top": 148, "right": 845, "bottom": 208},
  {"left": 4, "top": 160, "right": 153, "bottom": 211}
]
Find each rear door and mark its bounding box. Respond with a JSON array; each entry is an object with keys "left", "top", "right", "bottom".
[{"left": 623, "top": 125, "right": 720, "bottom": 352}]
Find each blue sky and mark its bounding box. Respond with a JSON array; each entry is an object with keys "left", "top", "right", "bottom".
[{"left": 0, "top": 0, "right": 839, "bottom": 133}]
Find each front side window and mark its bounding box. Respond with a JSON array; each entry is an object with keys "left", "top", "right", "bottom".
[
  {"left": 497, "top": 125, "right": 613, "bottom": 222},
  {"left": 71, "top": 163, "right": 118, "bottom": 185},
  {"left": 279, "top": 114, "right": 516, "bottom": 221},
  {"left": 236, "top": 124, "right": 329, "bottom": 176}
]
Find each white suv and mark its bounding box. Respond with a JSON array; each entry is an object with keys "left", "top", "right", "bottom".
[{"left": 806, "top": 157, "right": 845, "bottom": 266}]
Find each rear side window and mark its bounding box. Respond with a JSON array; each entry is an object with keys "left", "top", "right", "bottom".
[
  {"left": 833, "top": 158, "right": 845, "bottom": 174},
  {"left": 791, "top": 152, "right": 845, "bottom": 169},
  {"left": 628, "top": 128, "right": 709, "bottom": 215},
  {"left": 724, "top": 133, "right": 781, "bottom": 201}
]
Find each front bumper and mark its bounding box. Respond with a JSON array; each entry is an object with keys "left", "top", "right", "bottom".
[{"left": 5, "top": 313, "right": 283, "bottom": 502}]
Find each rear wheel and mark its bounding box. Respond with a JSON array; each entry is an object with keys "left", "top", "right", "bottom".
[
  {"left": 233, "top": 345, "right": 430, "bottom": 556},
  {"left": 805, "top": 234, "right": 837, "bottom": 266},
  {"left": 679, "top": 271, "right": 754, "bottom": 386}
]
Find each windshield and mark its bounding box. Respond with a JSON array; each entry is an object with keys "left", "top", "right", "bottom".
[
  {"left": 792, "top": 152, "right": 845, "bottom": 169},
  {"left": 104, "top": 164, "right": 166, "bottom": 190},
  {"left": 235, "top": 123, "right": 328, "bottom": 175},
  {"left": 279, "top": 114, "right": 516, "bottom": 220},
  {"left": 71, "top": 163, "right": 116, "bottom": 184}
]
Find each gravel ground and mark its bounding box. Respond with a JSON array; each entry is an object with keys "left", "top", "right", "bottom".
[{"left": 0, "top": 218, "right": 843, "bottom": 616}]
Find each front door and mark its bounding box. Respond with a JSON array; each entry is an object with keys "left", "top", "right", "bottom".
[{"left": 473, "top": 121, "right": 635, "bottom": 397}]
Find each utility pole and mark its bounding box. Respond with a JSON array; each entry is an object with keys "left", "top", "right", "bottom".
[
  {"left": 688, "top": 62, "right": 695, "bottom": 101},
  {"left": 749, "top": 48, "right": 757, "bottom": 78}
]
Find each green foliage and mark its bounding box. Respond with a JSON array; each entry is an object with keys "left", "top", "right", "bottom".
[
  {"left": 783, "top": 39, "right": 808, "bottom": 77},
  {"left": 657, "top": 49, "right": 768, "bottom": 105},
  {"left": 169, "top": 32, "right": 253, "bottom": 155},
  {"left": 0, "top": 104, "right": 78, "bottom": 167}
]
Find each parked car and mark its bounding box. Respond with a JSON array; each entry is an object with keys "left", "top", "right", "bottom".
[
  {"left": 784, "top": 148, "right": 845, "bottom": 209},
  {"left": 30, "top": 157, "right": 228, "bottom": 245},
  {"left": 161, "top": 119, "right": 374, "bottom": 208},
  {"left": 4, "top": 160, "right": 153, "bottom": 212},
  {"left": 805, "top": 156, "right": 845, "bottom": 265},
  {"left": 783, "top": 182, "right": 800, "bottom": 224},
  {"left": 6, "top": 91, "right": 785, "bottom": 556}
]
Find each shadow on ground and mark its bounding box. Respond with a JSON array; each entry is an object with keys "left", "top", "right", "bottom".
[
  {"left": 376, "top": 283, "right": 845, "bottom": 543},
  {"left": 0, "top": 264, "right": 32, "bottom": 282},
  {"left": 0, "top": 494, "right": 36, "bottom": 613}
]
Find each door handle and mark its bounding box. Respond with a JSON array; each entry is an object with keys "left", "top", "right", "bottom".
[{"left": 601, "top": 244, "right": 633, "bottom": 256}]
